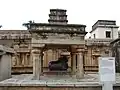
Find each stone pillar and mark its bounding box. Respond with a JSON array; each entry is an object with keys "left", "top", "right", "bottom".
[
  {"left": 22, "top": 53, "right": 25, "bottom": 65},
  {"left": 32, "top": 48, "right": 42, "bottom": 80},
  {"left": 25, "top": 54, "right": 28, "bottom": 65},
  {"left": 26, "top": 53, "right": 30, "bottom": 65},
  {"left": 76, "top": 48, "right": 84, "bottom": 79},
  {"left": 17, "top": 54, "right": 21, "bottom": 66},
  {"left": 29, "top": 53, "right": 33, "bottom": 66},
  {"left": 72, "top": 53, "right": 77, "bottom": 74},
  {"left": 12, "top": 56, "right": 17, "bottom": 66},
  {"left": 52, "top": 49, "right": 56, "bottom": 60}
]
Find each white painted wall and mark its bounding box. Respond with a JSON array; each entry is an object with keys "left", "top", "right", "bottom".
[
  {"left": 90, "top": 27, "right": 118, "bottom": 39},
  {"left": 91, "top": 28, "right": 99, "bottom": 38}
]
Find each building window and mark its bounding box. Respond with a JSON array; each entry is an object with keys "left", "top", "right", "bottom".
[
  {"left": 93, "top": 34, "right": 96, "bottom": 38},
  {"left": 106, "top": 31, "right": 111, "bottom": 38}
]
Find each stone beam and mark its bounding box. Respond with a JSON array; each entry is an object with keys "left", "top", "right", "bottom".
[
  {"left": 0, "top": 45, "right": 15, "bottom": 54},
  {"left": 32, "top": 39, "right": 85, "bottom": 45}
]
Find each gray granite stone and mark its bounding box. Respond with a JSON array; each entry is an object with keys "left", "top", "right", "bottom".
[
  {"left": 0, "top": 73, "right": 120, "bottom": 87},
  {"left": 74, "top": 82, "right": 100, "bottom": 87},
  {"left": 46, "top": 81, "right": 74, "bottom": 87},
  {"left": 20, "top": 80, "right": 46, "bottom": 86}
]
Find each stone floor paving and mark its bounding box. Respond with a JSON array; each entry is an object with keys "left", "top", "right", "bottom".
[{"left": 0, "top": 73, "right": 120, "bottom": 86}]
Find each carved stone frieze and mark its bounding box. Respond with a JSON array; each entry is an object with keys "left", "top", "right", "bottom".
[
  {"left": 32, "top": 33, "right": 41, "bottom": 40},
  {"left": 32, "top": 32, "right": 84, "bottom": 41},
  {"left": 35, "top": 26, "right": 85, "bottom": 33}
]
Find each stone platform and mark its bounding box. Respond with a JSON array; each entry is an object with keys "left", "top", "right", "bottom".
[
  {"left": 0, "top": 73, "right": 120, "bottom": 87},
  {"left": 0, "top": 74, "right": 120, "bottom": 90}
]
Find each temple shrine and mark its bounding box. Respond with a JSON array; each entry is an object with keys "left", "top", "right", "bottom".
[{"left": 23, "top": 9, "right": 87, "bottom": 79}]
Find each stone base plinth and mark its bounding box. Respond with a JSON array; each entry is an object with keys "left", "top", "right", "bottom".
[{"left": 0, "top": 74, "right": 120, "bottom": 90}]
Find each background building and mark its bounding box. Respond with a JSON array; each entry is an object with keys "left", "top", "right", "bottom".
[{"left": 90, "top": 20, "right": 119, "bottom": 39}]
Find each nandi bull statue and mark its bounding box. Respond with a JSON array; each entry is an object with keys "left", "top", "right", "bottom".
[{"left": 48, "top": 52, "right": 70, "bottom": 71}]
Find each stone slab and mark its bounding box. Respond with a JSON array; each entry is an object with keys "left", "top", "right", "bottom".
[
  {"left": 32, "top": 39, "right": 85, "bottom": 45},
  {"left": 21, "top": 80, "right": 46, "bottom": 86},
  {"left": 0, "top": 73, "right": 120, "bottom": 87},
  {"left": 0, "top": 45, "right": 15, "bottom": 53}
]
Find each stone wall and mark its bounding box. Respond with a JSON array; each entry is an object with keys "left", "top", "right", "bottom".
[
  {"left": 0, "top": 54, "right": 12, "bottom": 81},
  {"left": 0, "top": 30, "right": 112, "bottom": 74},
  {"left": 84, "top": 45, "right": 111, "bottom": 71},
  {"left": 0, "top": 86, "right": 101, "bottom": 90},
  {"left": 84, "top": 39, "right": 112, "bottom": 71},
  {"left": 0, "top": 86, "right": 119, "bottom": 90},
  {"left": 0, "top": 45, "right": 14, "bottom": 81},
  {"left": 11, "top": 39, "right": 113, "bottom": 73}
]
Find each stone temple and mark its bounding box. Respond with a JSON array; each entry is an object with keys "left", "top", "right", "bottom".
[
  {"left": 0, "top": 9, "right": 120, "bottom": 90},
  {"left": 23, "top": 8, "right": 87, "bottom": 79}
]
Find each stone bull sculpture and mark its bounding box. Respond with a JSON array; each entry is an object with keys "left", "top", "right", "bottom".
[{"left": 48, "top": 56, "right": 68, "bottom": 71}]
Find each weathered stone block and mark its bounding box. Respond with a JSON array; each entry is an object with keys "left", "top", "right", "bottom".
[{"left": 0, "top": 45, "right": 15, "bottom": 81}]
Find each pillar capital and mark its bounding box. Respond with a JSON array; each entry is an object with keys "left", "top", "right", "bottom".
[
  {"left": 76, "top": 48, "right": 85, "bottom": 53},
  {"left": 32, "top": 49, "right": 42, "bottom": 54},
  {"left": 71, "top": 52, "right": 77, "bottom": 55}
]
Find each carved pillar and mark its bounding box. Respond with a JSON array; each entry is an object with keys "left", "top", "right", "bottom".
[
  {"left": 52, "top": 49, "right": 56, "bottom": 60},
  {"left": 29, "top": 52, "right": 33, "bottom": 66},
  {"left": 32, "top": 48, "right": 42, "bottom": 80},
  {"left": 41, "top": 51, "right": 44, "bottom": 72},
  {"left": 25, "top": 54, "right": 28, "bottom": 65},
  {"left": 76, "top": 48, "right": 84, "bottom": 79},
  {"left": 12, "top": 56, "right": 17, "bottom": 66},
  {"left": 17, "top": 54, "right": 21, "bottom": 66},
  {"left": 26, "top": 53, "right": 30, "bottom": 65},
  {"left": 72, "top": 53, "right": 77, "bottom": 74},
  {"left": 22, "top": 53, "right": 25, "bottom": 65}
]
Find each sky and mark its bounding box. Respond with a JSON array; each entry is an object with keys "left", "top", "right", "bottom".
[{"left": 0, "top": 0, "right": 120, "bottom": 38}]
